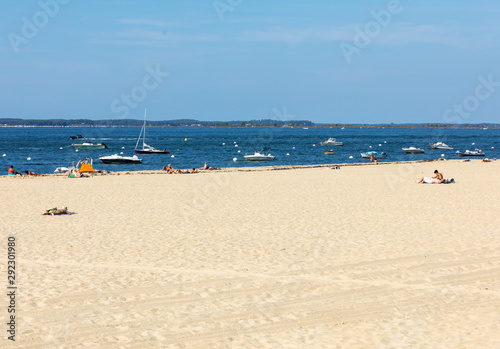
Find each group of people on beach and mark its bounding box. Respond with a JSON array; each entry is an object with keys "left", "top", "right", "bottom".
[
  {"left": 162, "top": 162, "right": 217, "bottom": 174},
  {"left": 8, "top": 165, "right": 41, "bottom": 176},
  {"left": 416, "top": 169, "right": 454, "bottom": 184}
]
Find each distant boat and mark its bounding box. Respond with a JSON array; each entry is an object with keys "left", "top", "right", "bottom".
[
  {"left": 135, "top": 108, "right": 170, "bottom": 154},
  {"left": 402, "top": 147, "right": 425, "bottom": 154},
  {"left": 72, "top": 142, "right": 107, "bottom": 149},
  {"left": 456, "top": 149, "right": 485, "bottom": 157},
  {"left": 99, "top": 154, "right": 142, "bottom": 164},
  {"left": 361, "top": 151, "right": 387, "bottom": 159},
  {"left": 430, "top": 142, "right": 453, "bottom": 150},
  {"left": 69, "top": 134, "right": 86, "bottom": 140},
  {"left": 244, "top": 147, "right": 276, "bottom": 161},
  {"left": 320, "top": 138, "right": 343, "bottom": 146}
]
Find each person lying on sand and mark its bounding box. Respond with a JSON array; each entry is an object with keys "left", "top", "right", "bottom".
[
  {"left": 24, "top": 170, "right": 41, "bottom": 176},
  {"left": 42, "top": 206, "right": 74, "bottom": 216},
  {"left": 482, "top": 158, "right": 495, "bottom": 162},
  {"left": 162, "top": 164, "right": 175, "bottom": 174},
  {"left": 66, "top": 169, "right": 86, "bottom": 178}
]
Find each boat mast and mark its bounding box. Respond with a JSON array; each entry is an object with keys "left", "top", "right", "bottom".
[
  {"left": 143, "top": 107, "right": 147, "bottom": 149},
  {"left": 134, "top": 107, "right": 147, "bottom": 150}
]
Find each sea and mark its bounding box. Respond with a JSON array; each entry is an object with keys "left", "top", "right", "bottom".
[{"left": 1, "top": 127, "right": 498, "bottom": 174}]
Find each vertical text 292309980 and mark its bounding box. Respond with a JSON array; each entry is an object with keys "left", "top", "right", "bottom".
[{"left": 7, "top": 237, "right": 17, "bottom": 341}]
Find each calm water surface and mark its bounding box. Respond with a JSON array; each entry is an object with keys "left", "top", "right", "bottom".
[{"left": 0, "top": 127, "right": 498, "bottom": 174}]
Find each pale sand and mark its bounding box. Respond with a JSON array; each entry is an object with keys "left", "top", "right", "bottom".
[{"left": 1, "top": 160, "right": 499, "bottom": 348}]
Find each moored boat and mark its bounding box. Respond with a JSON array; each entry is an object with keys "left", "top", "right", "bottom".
[
  {"left": 430, "top": 142, "right": 453, "bottom": 150},
  {"left": 99, "top": 154, "right": 142, "bottom": 164},
  {"left": 456, "top": 149, "right": 485, "bottom": 157},
  {"left": 135, "top": 108, "right": 169, "bottom": 154},
  {"left": 244, "top": 147, "right": 275, "bottom": 161},
  {"left": 320, "top": 138, "right": 343, "bottom": 146},
  {"left": 361, "top": 151, "right": 387, "bottom": 159},
  {"left": 72, "top": 142, "right": 107, "bottom": 149},
  {"left": 402, "top": 147, "right": 425, "bottom": 154}
]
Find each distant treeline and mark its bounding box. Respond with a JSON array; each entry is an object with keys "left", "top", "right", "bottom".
[
  {"left": 0, "top": 118, "right": 497, "bottom": 128},
  {"left": 0, "top": 118, "right": 315, "bottom": 127}
]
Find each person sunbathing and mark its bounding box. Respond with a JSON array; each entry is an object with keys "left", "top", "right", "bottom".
[
  {"left": 67, "top": 169, "right": 82, "bottom": 178},
  {"left": 432, "top": 170, "right": 444, "bottom": 183},
  {"left": 42, "top": 206, "right": 74, "bottom": 216},
  {"left": 24, "top": 170, "right": 41, "bottom": 176},
  {"left": 417, "top": 170, "right": 444, "bottom": 184}
]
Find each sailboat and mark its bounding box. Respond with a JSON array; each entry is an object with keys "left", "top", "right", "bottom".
[{"left": 134, "top": 108, "right": 170, "bottom": 154}]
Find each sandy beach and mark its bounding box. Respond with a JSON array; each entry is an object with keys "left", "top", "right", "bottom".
[{"left": 1, "top": 160, "right": 499, "bottom": 348}]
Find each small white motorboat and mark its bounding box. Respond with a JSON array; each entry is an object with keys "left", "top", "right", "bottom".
[
  {"left": 456, "top": 149, "right": 485, "bottom": 157},
  {"left": 430, "top": 142, "right": 453, "bottom": 150},
  {"left": 244, "top": 147, "right": 275, "bottom": 161},
  {"left": 320, "top": 138, "right": 343, "bottom": 146},
  {"left": 402, "top": 147, "right": 425, "bottom": 154},
  {"left": 360, "top": 151, "right": 387, "bottom": 159},
  {"left": 99, "top": 154, "right": 142, "bottom": 164},
  {"left": 73, "top": 142, "right": 107, "bottom": 149}
]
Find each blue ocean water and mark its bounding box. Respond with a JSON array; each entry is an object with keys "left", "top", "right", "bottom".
[{"left": 0, "top": 127, "right": 498, "bottom": 174}]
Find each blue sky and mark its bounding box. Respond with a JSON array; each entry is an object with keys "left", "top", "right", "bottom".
[{"left": 1, "top": 0, "right": 499, "bottom": 124}]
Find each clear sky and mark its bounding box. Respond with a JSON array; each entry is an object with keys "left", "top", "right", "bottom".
[{"left": 1, "top": 0, "right": 499, "bottom": 124}]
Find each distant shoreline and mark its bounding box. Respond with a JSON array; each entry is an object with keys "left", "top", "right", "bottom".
[{"left": 0, "top": 124, "right": 498, "bottom": 129}]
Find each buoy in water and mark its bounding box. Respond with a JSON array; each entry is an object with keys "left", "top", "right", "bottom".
[
  {"left": 349, "top": 155, "right": 353, "bottom": 159},
  {"left": 222, "top": 143, "right": 225, "bottom": 145},
  {"left": 75, "top": 149, "right": 79, "bottom": 152},
  {"left": 2, "top": 154, "right": 5, "bottom": 157},
  {"left": 235, "top": 144, "right": 238, "bottom": 147},
  {"left": 324, "top": 152, "right": 334, "bottom": 155},
  {"left": 233, "top": 157, "right": 237, "bottom": 161},
  {"left": 171, "top": 155, "right": 175, "bottom": 158},
  {"left": 237, "top": 150, "right": 241, "bottom": 153},
  {"left": 286, "top": 153, "right": 290, "bottom": 156},
  {"left": 59, "top": 147, "right": 63, "bottom": 149},
  {"left": 184, "top": 138, "right": 188, "bottom": 141},
  {"left": 27, "top": 157, "right": 31, "bottom": 161},
  {"left": 120, "top": 152, "right": 123, "bottom": 154}
]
